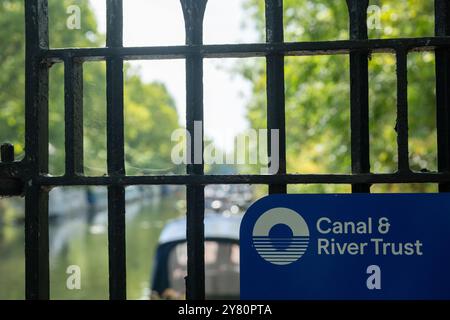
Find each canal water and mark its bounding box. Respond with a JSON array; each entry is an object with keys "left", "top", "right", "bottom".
[{"left": 0, "top": 189, "right": 185, "bottom": 300}]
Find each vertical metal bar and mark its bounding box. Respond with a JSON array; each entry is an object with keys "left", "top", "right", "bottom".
[
  {"left": 106, "top": 0, "right": 126, "bottom": 300},
  {"left": 396, "top": 49, "right": 410, "bottom": 173},
  {"left": 24, "top": 0, "right": 50, "bottom": 300},
  {"left": 64, "top": 57, "right": 84, "bottom": 176},
  {"left": 180, "top": 0, "right": 207, "bottom": 300},
  {"left": 435, "top": 0, "right": 450, "bottom": 192},
  {"left": 346, "top": 0, "right": 371, "bottom": 193},
  {"left": 265, "top": 0, "right": 287, "bottom": 194}
]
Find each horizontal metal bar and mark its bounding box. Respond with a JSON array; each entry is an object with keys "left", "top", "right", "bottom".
[
  {"left": 0, "top": 145, "right": 23, "bottom": 196},
  {"left": 0, "top": 160, "right": 26, "bottom": 196},
  {"left": 0, "top": 161, "right": 24, "bottom": 178},
  {"left": 35, "top": 173, "right": 450, "bottom": 186},
  {"left": 0, "top": 178, "right": 23, "bottom": 197},
  {"left": 42, "top": 37, "right": 450, "bottom": 62}
]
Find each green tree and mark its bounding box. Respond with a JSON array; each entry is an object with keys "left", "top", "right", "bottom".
[
  {"left": 241, "top": 0, "right": 437, "bottom": 192},
  {"left": 0, "top": 0, "right": 180, "bottom": 175},
  {"left": 124, "top": 71, "right": 180, "bottom": 175}
]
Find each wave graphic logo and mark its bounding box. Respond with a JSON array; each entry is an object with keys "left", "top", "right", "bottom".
[{"left": 252, "top": 207, "right": 310, "bottom": 265}]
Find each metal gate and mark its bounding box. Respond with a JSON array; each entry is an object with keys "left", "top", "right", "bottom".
[{"left": 1, "top": 0, "right": 450, "bottom": 300}]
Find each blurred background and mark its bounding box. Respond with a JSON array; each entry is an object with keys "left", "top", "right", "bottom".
[{"left": 0, "top": 0, "right": 439, "bottom": 299}]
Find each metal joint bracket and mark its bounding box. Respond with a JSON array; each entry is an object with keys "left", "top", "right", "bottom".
[{"left": 0, "top": 143, "right": 24, "bottom": 197}]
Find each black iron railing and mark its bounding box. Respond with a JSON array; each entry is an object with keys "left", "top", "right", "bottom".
[{"left": 0, "top": 0, "right": 449, "bottom": 300}]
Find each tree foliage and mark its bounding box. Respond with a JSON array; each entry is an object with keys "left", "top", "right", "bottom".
[
  {"left": 0, "top": 0, "right": 180, "bottom": 175},
  {"left": 241, "top": 0, "right": 438, "bottom": 192}
]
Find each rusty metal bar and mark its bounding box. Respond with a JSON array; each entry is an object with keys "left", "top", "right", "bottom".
[
  {"left": 396, "top": 49, "right": 410, "bottom": 173},
  {"left": 36, "top": 172, "right": 450, "bottom": 187},
  {"left": 24, "top": 0, "right": 50, "bottom": 300},
  {"left": 181, "top": 0, "right": 207, "bottom": 300},
  {"left": 346, "top": 0, "right": 371, "bottom": 193},
  {"left": 64, "top": 57, "right": 84, "bottom": 176},
  {"left": 42, "top": 37, "right": 450, "bottom": 63},
  {"left": 435, "top": 0, "right": 450, "bottom": 192},
  {"left": 106, "top": 0, "right": 126, "bottom": 300},
  {"left": 265, "top": 0, "right": 287, "bottom": 194}
]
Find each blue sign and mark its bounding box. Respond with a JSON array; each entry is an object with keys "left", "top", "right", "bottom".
[{"left": 240, "top": 194, "right": 450, "bottom": 300}]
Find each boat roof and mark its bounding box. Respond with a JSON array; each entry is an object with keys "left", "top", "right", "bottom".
[{"left": 158, "top": 212, "right": 242, "bottom": 244}]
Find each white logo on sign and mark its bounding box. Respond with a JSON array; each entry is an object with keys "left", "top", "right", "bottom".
[{"left": 252, "top": 207, "right": 310, "bottom": 266}]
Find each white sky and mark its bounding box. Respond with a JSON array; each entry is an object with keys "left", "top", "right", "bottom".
[{"left": 89, "top": 0, "right": 259, "bottom": 151}]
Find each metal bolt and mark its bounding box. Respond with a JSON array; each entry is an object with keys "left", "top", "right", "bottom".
[{"left": 1, "top": 143, "right": 14, "bottom": 163}]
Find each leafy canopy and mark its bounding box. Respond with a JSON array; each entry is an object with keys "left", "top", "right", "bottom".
[
  {"left": 241, "top": 0, "right": 437, "bottom": 192},
  {"left": 0, "top": 0, "right": 180, "bottom": 175}
]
